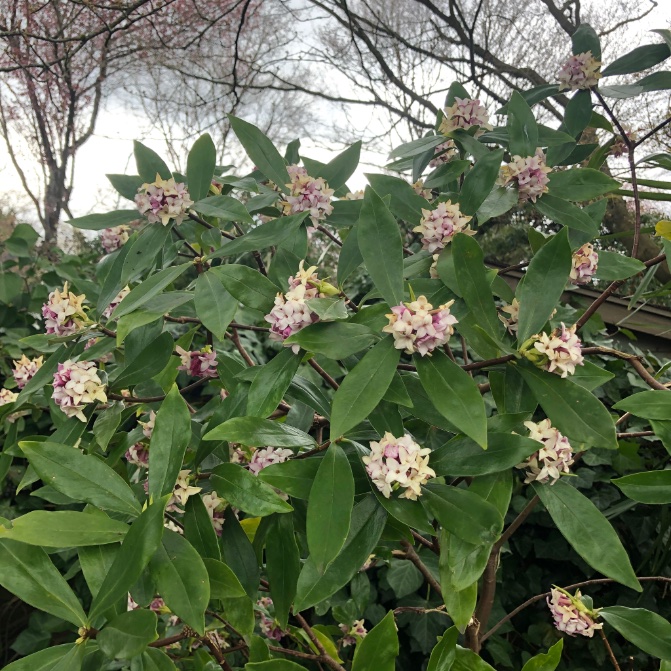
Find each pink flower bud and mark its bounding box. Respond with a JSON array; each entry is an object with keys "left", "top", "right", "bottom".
[
  {"left": 135, "top": 175, "right": 193, "bottom": 226},
  {"left": 52, "top": 360, "right": 107, "bottom": 422},
  {"left": 439, "top": 97, "right": 492, "bottom": 137},
  {"left": 558, "top": 51, "right": 601, "bottom": 92},
  {"left": 570, "top": 243, "right": 598, "bottom": 285},
  {"left": 414, "top": 200, "right": 473, "bottom": 253},
  {"left": 547, "top": 588, "right": 602, "bottom": 637}
]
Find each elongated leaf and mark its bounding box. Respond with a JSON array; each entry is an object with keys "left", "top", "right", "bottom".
[
  {"left": 186, "top": 133, "right": 216, "bottom": 202},
  {"left": 68, "top": 210, "right": 140, "bottom": 231},
  {"left": 602, "top": 43, "right": 670, "bottom": 77},
  {"left": 351, "top": 611, "right": 398, "bottom": 671},
  {"left": 266, "top": 513, "right": 300, "bottom": 628},
  {"left": 521, "top": 639, "right": 563, "bottom": 671},
  {"left": 20, "top": 441, "right": 141, "bottom": 516},
  {"left": 318, "top": 141, "right": 361, "bottom": 189},
  {"left": 112, "top": 331, "right": 174, "bottom": 389},
  {"left": 516, "top": 228, "right": 572, "bottom": 343},
  {"left": 507, "top": 91, "right": 539, "bottom": 156},
  {"left": 121, "top": 223, "right": 171, "bottom": 284},
  {"left": 534, "top": 195, "right": 598, "bottom": 237},
  {"left": 204, "top": 558, "right": 255, "bottom": 637},
  {"left": 534, "top": 480, "right": 640, "bottom": 591},
  {"left": 193, "top": 194, "right": 254, "bottom": 224},
  {"left": 338, "top": 225, "right": 363, "bottom": 284},
  {"left": 330, "top": 337, "right": 401, "bottom": 438},
  {"left": 612, "top": 471, "right": 671, "bottom": 504},
  {"left": 443, "top": 581, "right": 477, "bottom": 633},
  {"left": 3, "top": 645, "right": 86, "bottom": 671},
  {"left": 307, "top": 444, "right": 354, "bottom": 572},
  {"left": 613, "top": 390, "right": 671, "bottom": 419},
  {"left": 459, "top": 149, "right": 505, "bottom": 216},
  {"left": 285, "top": 322, "right": 377, "bottom": 359},
  {"left": 358, "top": 186, "right": 404, "bottom": 306},
  {"left": 416, "top": 350, "right": 487, "bottom": 449},
  {"left": 220, "top": 509, "right": 260, "bottom": 598},
  {"left": 204, "top": 417, "right": 315, "bottom": 447},
  {"left": 427, "top": 627, "right": 458, "bottom": 671},
  {"left": 184, "top": 495, "right": 221, "bottom": 560},
  {"left": 548, "top": 169, "right": 620, "bottom": 201},
  {"left": 107, "top": 174, "right": 143, "bottom": 201},
  {"left": 365, "top": 173, "right": 428, "bottom": 224},
  {"left": 211, "top": 463, "right": 293, "bottom": 516},
  {"left": 257, "top": 458, "right": 321, "bottom": 499},
  {"left": 595, "top": 251, "right": 645, "bottom": 281},
  {"left": 79, "top": 543, "right": 119, "bottom": 599},
  {"left": 247, "top": 349, "right": 301, "bottom": 418},
  {"left": 214, "top": 264, "right": 279, "bottom": 312},
  {"left": 134, "top": 141, "right": 171, "bottom": 182},
  {"left": 600, "top": 606, "right": 671, "bottom": 660},
  {"left": 245, "top": 662, "right": 308, "bottom": 671},
  {"left": 98, "top": 610, "right": 158, "bottom": 659},
  {"left": 194, "top": 270, "right": 238, "bottom": 340}
]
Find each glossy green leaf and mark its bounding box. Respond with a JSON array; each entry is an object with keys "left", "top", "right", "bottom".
[
  {"left": 307, "top": 444, "right": 354, "bottom": 572},
  {"left": 150, "top": 530, "right": 210, "bottom": 634},
  {"left": 305, "top": 297, "right": 348, "bottom": 320},
  {"left": 134, "top": 141, "right": 171, "bottom": 182},
  {"left": 92, "top": 402, "right": 123, "bottom": 450},
  {"left": 79, "top": 543, "right": 119, "bottom": 599},
  {"left": 613, "top": 390, "right": 671, "bottom": 420},
  {"left": 318, "top": 141, "right": 361, "bottom": 189},
  {"left": 534, "top": 195, "right": 598, "bottom": 237},
  {"left": 121, "top": 223, "right": 171, "bottom": 284},
  {"left": 330, "top": 337, "right": 400, "bottom": 438},
  {"left": 427, "top": 627, "right": 458, "bottom": 671},
  {"left": 247, "top": 349, "right": 301, "bottom": 418},
  {"left": 112, "top": 331, "right": 174, "bottom": 389},
  {"left": 266, "top": 513, "right": 300, "bottom": 628},
  {"left": 563, "top": 90, "right": 593, "bottom": 137},
  {"left": 132, "top": 648, "right": 177, "bottom": 671},
  {"left": 338, "top": 225, "right": 363, "bottom": 284},
  {"left": 439, "top": 527, "right": 490, "bottom": 594},
  {"left": 415, "top": 350, "right": 487, "bottom": 449},
  {"left": 476, "top": 186, "right": 518, "bottom": 225},
  {"left": 97, "top": 610, "right": 158, "bottom": 659},
  {"left": 68, "top": 210, "right": 140, "bottom": 231},
  {"left": 205, "top": 557, "right": 248, "bottom": 599},
  {"left": 507, "top": 91, "right": 539, "bottom": 156},
  {"left": 257, "top": 458, "right": 321, "bottom": 499},
  {"left": 458, "top": 149, "right": 505, "bottom": 216},
  {"left": 521, "top": 639, "right": 563, "bottom": 671},
  {"left": 245, "top": 662, "right": 308, "bottom": 671},
  {"left": 148, "top": 384, "right": 191, "bottom": 500},
  {"left": 388, "top": 135, "right": 445, "bottom": 160},
  {"left": 366, "top": 173, "right": 428, "bottom": 224},
  {"left": 547, "top": 169, "right": 619, "bottom": 201},
  {"left": 534, "top": 480, "right": 640, "bottom": 591},
  {"left": 285, "top": 322, "right": 377, "bottom": 359},
  {"left": 184, "top": 495, "right": 221, "bottom": 561},
  {"left": 186, "top": 133, "right": 216, "bottom": 202},
  {"left": 193, "top": 194, "right": 254, "bottom": 224},
  {"left": 20, "top": 441, "right": 141, "bottom": 516},
  {"left": 602, "top": 43, "right": 670, "bottom": 77},
  {"left": 210, "top": 463, "right": 293, "bottom": 516},
  {"left": 612, "top": 471, "right": 671, "bottom": 504},
  {"left": 572, "top": 23, "right": 601, "bottom": 59},
  {"left": 569, "top": 360, "right": 615, "bottom": 391},
  {"left": 443, "top": 581, "right": 477, "bottom": 633},
  {"left": 595, "top": 251, "right": 645, "bottom": 281},
  {"left": 351, "top": 611, "right": 398, "bottom": 671},
  {"left": 220, "top": 509, "right": 260, "bottom": 598},
  {"left": 424, "top": 160, "right": 470, "bottom": 190},
  {"left": 194, "top": 270, "right": 238, "bottom": 340},
  {"left": 213, "top": 264, "right": 279, "bottom": 312},
  {"left": 516, "top": 228, "right": 572, "bottom": 343},
  {"left": 107, "top": 174, "right": 143, "bottom": 201},
  {"left": 600, "top": 606, "right": 671, "bottom": 660},
  {"left": 204, "top": 416, "right": 315, "bottom": 448}
]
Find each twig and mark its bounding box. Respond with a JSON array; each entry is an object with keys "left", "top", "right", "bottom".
[
  {"left": 227, "top": 328, "right": 255, "bottom": 366},
  {"left": 599, "top": 628, "right": 623, "bottom": 671},
  {"left": 172, "top": 226, "right": 200, "bottom": 257},
  {"left": 399, "top": 540, "right": 442, "bottom": 596},
  {"left": 108, "top": 377, "right": 208, "bottom": 404},
  {"left": 316, "top": 224, "right": 343, "bottom": 246},
  {"left": 294, "top": 613, "right": 347, "bottom": 671},
  {"left": 149, "top": 632, "right": 189, "bottom": 648},
  {"left": 308, "top": 358, "right": 339, "bottom": 390}
]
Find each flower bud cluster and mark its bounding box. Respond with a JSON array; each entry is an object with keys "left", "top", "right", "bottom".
[
  {"left": 414, "top": 200, "right": 473, "bottom": 253},
  {"left": 412, "top": 179, "right": 432, "bottom": 199},
  {"left": 439, "top": 97, "right": 492, "bottom": 136},
  {"left": 498, "top": 149, "right": 551, "bottom": 203},
  {"left": 135, "top": 175, "right": 193, "bottom": 226},
  {"left": 12, "top": 355, "right": 43, "bottom": 389},
  {"left": 339, "top": 620, "right": 368, "bottom": 646},
  {"left": 101, "top": 225, "right": 130, "bottom": 253},
  {"left": 202, "top": 491, "right": 225, "bottom": 535},
  {"left": 52, "top": 360, "right": 107, "bottom": 422},
  {"left": 42, "top": 282, "right": 88, "bottom": 336},
  {"left": 176, "top": 345, "right": 218, "bottom": 378},
  {"left": 167, "top": 469, "right": 202, "bottom": 512},
  {"left": 256, "top": 597, "right": 284, "bottom": 640},
  {"left": 0, "top": 388, "right": 18, "bottom": 406},
  {"left": 383, "top": 296, "right": 458, "bottom": 357},
  {"left": 499, "top": 298, "right": 521, "bottom": 334},
  {"left": 519, "top": 419, "right": 574, "bottom": 484},
  {"left": 429, "top": 140, "right": 458, "bottom": 167},
  {"left": 139, "top": 410, "right": 156, "bottom": 439},
  {"left": 281, "top": 165, "right": 334, "bottom": 224},
  {"left": 558, "top": 51, "right": 601, "bottom": 91},
  {"left": 570, "top": 243, "right": 599, "bottom": 285},
  {"left": 103, "top": 286, "right": 130, "bottom": 319},
  {"left": 342, "top": 189, "right": 365, "bottom": 200},
  {"left": 547, "top": 588, "right": 602, "bottom": 637},
  {"left": 125, "top": 442, "right": 149, "bottom": 468},
  {"left": 525, "top": 323, "right": 584, "bottom": 378},
  {"left": 248, "top": 447, "right": 294, "bottom": 475},
  {"left": 363, "top": 432, "right": 435, "bottom": 500}
]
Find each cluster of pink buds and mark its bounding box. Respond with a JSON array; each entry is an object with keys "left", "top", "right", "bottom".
[
  {"left": 0, "top": 388, "right": 18, "bottom": 406},
  {"left": 383, "top": 296, "right": 458, "bottom": 357},
  {"left": 342, "top": 190, "right": 365, "bottom": 200},
  {"left": 610, "top": 127, "right": 637, "bottom": 158},
  {"left": 429, "top": 140, "right": 458, "bottom": 167},
  {"left": 523, "top": 323, "right": 584, "bottom": 377},
  {"left": 135, "top": 175, "right": 194, "bottom": 226},
  {"left": 499, "top": 298, "right": 520, "bottom": 334},
  {"left": 339, "top": 620, "right": 368, "bottom": 647},
  {"left": 414, "top": 200, "right": 473, "bottom": 253},
  {"left": 42, "top": 282, "right": 88, "bottom": 336},
  {"left": 125, "top": 442, "right": 149, "bottom": 468},
  {"left": 103, "top": 286, "right": 130, "bottom": 319},
  {"left": 100, "top": 225, "right": 130, "bottom": 253},
  {"left": 281, "top": 164, "right": 334, "bottom": 224},
  {"left": 439, "top": 97, "right": 492, "bottom": 137},
  {"left": 256, "top": 597, "right": 284, "bottom": 640},
  {"left": 519, "top": 419, "right": 574, "bottom": 484},
  {"left": 128, "top": 594, "right": 169, "bottom": 614},
  {"left": 248, "top": 447, "right": 294, "bottom": 475},
  {"left": 202, "top": 491, "right": 225, "bottom": 535},
  {"left": 558, "top": 51, "right": 602, "bottom": 91},
  {"left": 12, "top": 355, "right": 43, "bottom": 389},
  {"left": 547, "top": 588, "right": 602, "bottom": 637},
  {"left": 52, "top": 360, "right": 107, "bottom": 422},
  {"left": 363, "top": 432, "right": 435, "bottom": 500},
  {"left": 176, "top": 346, "right": 218, "bottom": 378},
  {"left": 498, "top": 149, "right": 551, "bottom": 203},
  {"left": 167, "top": 469, "right": 202, "bottom": 512},
  {"left": 139, "top": 410, "right": 156, "bottom": 439},
  {"left": 412, "top": 179, "right": 432, "bottom": 199},
  {"left": 570, "top": 243, "right": 599, "bottom": 285}
]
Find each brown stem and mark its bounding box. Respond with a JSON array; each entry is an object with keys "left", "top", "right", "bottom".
[
  {"left": 316, "top": 224, "right": 343, "bottom": 246},
  {"left": 294, "top": 613, "right": 347, "bottom": 671},
  {"left": 400, "top": 540, "right": 442, "bottom": 596},
  {"left": 149, "top": 632, "right": 189, "bottom": 648},
  {"left": 172, "top": 227, "right": 200, "bottom": 257},
  {"left": 108, "top": 377, "right": 208, "bottom": 404},
  {"left": 228, "top": 328, "right": 255, "bottom": 367},
  {"left": 600, "top": 628, "right": 623, "bottom": 671},
  {"left": 268, "top": 645, "right": 321, "bottom": 661},
  {"left": 410, "top": 529, "right": 439, "bottom": 554},
  {"left": 308, "top": 358, "right": 339, "bottom": 390},
  {"left": 202, "top": 633, "right": 234, "bottom": 671}
]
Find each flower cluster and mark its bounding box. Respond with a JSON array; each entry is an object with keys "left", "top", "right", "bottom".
[
  {"left": 363, "top": 432, "right": 435, "bottom": 500},
  {"left": 135, "top": 175, "right": 193, "bottom": 226},
  {"left": 343, "top": 189, "right": 365, "bottom": 200},
  {"left": 0, "top": 388, "right": 18, "bottom": 406},
  {"left": 339, "top": 620, "right": 368, "bottom": 647},
  {"left": 248, "top": 447, "right": 294, "bottom": 475},
  {"left": 139, "top": 410, "right": 156, "bottom": 439},
  {"left": 176, "top": 346, "right": 218, "bottom": 378},
  {"left": 498, "top": 149, "right": 551, "bottom": 203},
  {"left": 128, "top": 594, "right": 169, "bottom": 614},
  {"left": 524, "top": 323, "right": 584, "bottom": 377},
  {"left": 499, "top": 298, "right": 520, "bottom": 334},
  {"left": 52, "top": 360, "right": 107, "bottom": 422},
  {"left": 383, "top": 296, "right": 458, "bottom": 356},
  {"left": 167, "top": 469, "right": 202, "bottom": 512},
  {"left": 412, "top": 179, "right": 432, "bottom": 199},
  {"left": 547, "top": 588, "right": 602, "bottom": 637},
  {"left": 202, "top": 491, "right": 225, "bottom": 535},
  {"left": 42, "top": 282, "right": 88, "bottom": 336},
  {"left": 570, "top": 243, "right": 599, "bottom": 285},
  {"left": 257, "top": 597, "right": 284, "bottom": 640},
  {"left": 429, "top": 140, "right": 458, "bottom": 167},
  {"left": 125, "top": 442, "right": 149, "bottom": 468},
  {"left": 519, "top": 419, "right": 574, "bottom": 484},
  {"left": 103, "top": 286, "right": 130, "bottom": 319},
  {"left": 281, "top": 165, "right": 334, "bottom": 224},
  {"left": 414, "top": 200, "right": 473, "bottom": 253},
  {"left": 100, "top": 225, "right": 130, "bottom": 253},
  {"left": 12, "top": 354, "right": 43, "bottom": 389},
  {"left": 558, "top": 51, "right": 602, "bottom": 91},
  {"left": 439, "top": 97, "right": 492, "bottom": 137}
]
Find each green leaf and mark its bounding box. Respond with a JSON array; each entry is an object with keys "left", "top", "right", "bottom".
[
  {"left": 386, "top": 558, "right": 423, "bottom": 598},
  {"left": 257, "top": 458, "right": 321, "bottom": 499},
  {"left": 184, "top": 495, "right": 221, "bottom": 561},
  {"left": 421, "top": 484, "right": 503, "bottom": 546},
  {"left": 443, "top": 581, "right": 477, "bottom": 633},
  {"left": 205, "top": 557, "right": 248, "bottom": 598},
  {"left": 150, "top": 530, "right": 210, "bottom": 634},
  {"left": 596, "top": 251, "right": 645, "bottom": 281},
  {"left": 194, "top": 271, "right": 238, "bottom": 340},
  {"left": 517, "top": 365, "right": 616, "bottom": 449},
  {"left": 365, "top": 173, "right": 428, "bottom": 225},
  {"left": 148, "top": 384, "right": 191, "bottom": 500},
  {"left": 613, "top": 390, "right": 671, "bottom": 420},
  {"left": 415, "top": 350, "right": 487, "bottom": 449},
  {"left": 602, "top": 43, "right": 670, "bottom": 77},
  {"left": 98, "top": 610, "right": 158, "bottom": 659},
  {"left": 305, "top": 297, "right": 348, "bottom": 321},
  {"left": 112, "top": 331, "right": 174, "bottom": 389},
  {"left": 193, "top": 194, "right": 254, "bottom": 224},
  {"left": 507, "top": 91, "right": 539, "bottom": 156},
  {"left": 79, "top": 543, "right": 119, "bottom": 599},
  {"left": 307, "top": 444, "right": 354, "bottom": 572},
  {"left": 121, "top": 223, "right": 171, "bottom": 284},
  {"left": 453, "top": 233, "right": 501, "bottom": 340},
  {"left": 132, "top": 648, "right": 177, "bottom": 671},
  {"left": 424, "top": 160, "right": 470, "bottom": 190},
  {"left": 204, "top": 417, "right": 315, "bottom": 448},
  {"left": 318, "top": 141, "right": 361, "bottom": 189},
  {"left": 427, "top": 627, "right": 458, "bottom": 671},
  {"left": 107, "top": 174, "right": 143, "bottom": 201},
  {"left": 220, "top": 509, "right": 260, "bottom": 598},
  {"left": 520, "top": 640, "right": 564, "bottom": 671},
  {"left": 612, "top": 471, "right": 671, "bottom": 504},
  {"left": 358, "top": 186, "right": 404, "bottom": 306},
  {"left": 247, "top": 349, "right": 301, "bottom": 418},
  {"left": 516, "top": 228, "right": 572, "bottom": 343},
  {"left": 388, "top": 135, "right": 446, "bottom": 159},
  {"left": 20, "top": 441, "right": 141, "bottom": 516},
  {"left": 563, "top": 90, "right": 593, "bottom": 137},
  {"left": 92, "top": 402, "right": 123, "bottom": 450},
  {"left": 266, "top": 513, "right": 300, "bottom": 629},
  {"left": 187, "top": 133, "right": 217, "bottom": 202},
  {"left": 0, "top": 539, "right": 87, "bottom": 626},
  {"left": 572, "top": 23, "right": 601, "bottom": 59},
  {"left": 0, "top": 272, "right": 22, "bottom": 304},
  {"left": 330, "top": 337, "right": 401, "bottom": 438},
  {"left": 351, "top": 611, "right": 398, "bottom": 671},
  {"left": 0, "top": 511, "right": 129, "bottom": 547},
  {"left": 534, "top": 480, "right": 640, "bottom": 591},
  {"left": 458, "top": 149, "right": 505, "bottom": 216},
  {"left": 245, "top": 662, "right": 308, "bottom": 671},
  {"left": 211, "top": 463, "right": 293, "bottom": 516},
  {"left": 285, "top": 322, "right": 376, "bottom": 359},
  {"left": 68, "top": 210, "right": 140, "bottom": 231},
  {"left": 547, "top": 169, "right": 620, "bottom": 201},
  {"left": 569, "top": 361, "right": 615, "bottom": 391},
  {"left": 601, "top": 606, "right": 671, "bottom": 659},
  {"left": 134, "top": 141, "right": 171, "bottom": 182},
  {"left": 213, "top": 264, "right": 279, "bottom": 312},
  {"left": 89, "top": 496, "right": 169, "bottom": 621},
  {"left": 14, "top": 344, "right": 74, "bottom": 406},
  {"left": 228, "top": 115, "right": 290, "bottom": 192},
  {"left": 439, "top": 527, "right": 490, "bottom": 593},
  {"left": 338, "top": 225, "right": 363, "bottom": 284},
  {"left": 3, "top": 645, "right": 82, "bottom": 671},
  {"left": 534, "top": 195, "right": 598, "bottom": 237},
  {"left": 476, "top": 186, "right": 518, "bottom": 225}
]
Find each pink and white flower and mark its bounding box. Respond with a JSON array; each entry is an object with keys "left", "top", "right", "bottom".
[
  {"left": 529, "top": 323, "right": 584, "bottom": 378},
  {"left": 101, "top": 225, "right": 130, "bottom": 253},
  {"left": 176, "top": 346, "right": 218, "bottom": 378},
  {"left": 0, "top": 388, "right": 18, "bottom": 406},
  {"left": 414, "top": 200, "right": 473, "bottom": 253},
  {"left": 519, "top": 419, "right": 574, "bottom": 484},
  {"left": 547, "top": 588, "right": 602, "bottom": 637},
  {"left": 570, "top": 243, "right": 599, "bottom": 285},
  {"left": 248, "top": 447, "right": 294, "bottom": 475},
  {"left": 429, "top": 140, "right": 458, "bottom": 167},
  {"left": 339, "top": 620, "right": 368, "bottom": 647},
  {"left": 558, "top": 51, "right": 602, "bottom": 91},
  {"left": 256, "top": 597, "right": 284, "bottom": 641},
  {"left": 201, "top": 491, "right": 225, "bottom": 535},
  {"left": 499, "top": 298, "right": 521, "bottom": 334},
  {"left": 135, "top": 175, "right": 193, "bottom": 226},
  {"left": 139, "top": 411, "right": 156, "bottom": 440},
  {"left": 281, "top": 167, "right": 334, "bottom": 224},
  {"left": 12, "top": 354, "right": 43, "bottom": 389},
  {"left": 439, "top": 97, "right": 492, "bottom": 137},
  {"left": 383, "top": 296, "right": 458, "bottom": 356},
  {"left": 363, "top": 432, "right": 435, "bottom": 500},
  {"left": 412, "top": 179, "right": 432, "bottom": 199},
  {"left": 125, "top": 442, "right": 149, "bottom": 468},
  {"left": 52, "top": 360, "right": 107, "bottom": 422},
  {"left": 498, "top": 149, "right": 551, "bottom": 203},
  {"left": 42, "top": 282, "right": 87, "bottom": 336},
  {"left": 342, "top": 190, "right": 365, "bottom": 200},
  {"left": 103, "top": 286, "right": 130, "bottom": 319},
  {"left": 167, "top": 469, "right": 202, "bottom": 512}
]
